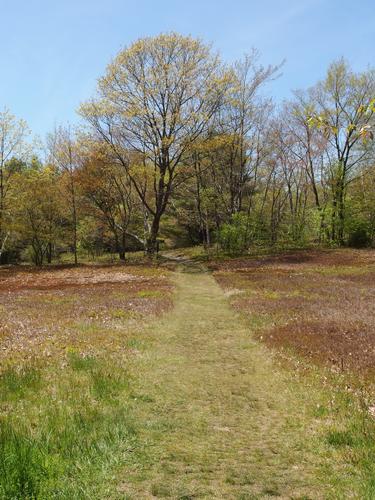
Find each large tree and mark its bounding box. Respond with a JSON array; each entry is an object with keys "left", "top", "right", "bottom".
[
  {"left": 78, "top": 142, "right": 140, "bottom": 260},
  {"left": 0, "top": 108, "right": 31, "bottom": 260},
  {"left": 47, "top": 125, "right": 80, "bottom": 264},
  {"left": 304, "top": 60, "right": 375, "bottom": 242},
  {"left": 215, "top": 52, "right": 280, "bottom": 215},
  {"left": 80, "top": 32, "right": 230, "bottom": 253},
  {"left": 14, "top": 160, "right": 61, "bottom": 265}
]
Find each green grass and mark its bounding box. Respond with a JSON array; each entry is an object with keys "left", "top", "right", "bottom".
[
  {"left": 0, "top": 356, "right": 142, "bottom": 499},
  {"left": 115, "top": 270, "right": 370, "bottom": 498},
  {"left": 163, "top": 243, "right": 321, "bottom": 263},
  {"left": 55, "top": 250, "right": 150, "bottom": 266},
  {"left": 136, "top": 290, "right": 163, "bottom": 298},
  {"left": 0, "top": 366, "right": 41, "bottom": 401},
  {"left": 326, "top": 429, "right": 355, "bottom": 447},
  {"left": 68, "top": 351, "right": 98, "bottom": 371},
  {"left": 2, "top": 260, "right": 375, "bottom": 497}
]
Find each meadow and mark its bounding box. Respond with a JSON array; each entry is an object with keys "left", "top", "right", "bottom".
[
  {"left": 212, "top": 249, "right": 375, "bottom": 376},
  {"left": 0, "top": 9, "right": 374, "bottom": 500},
  {"left": 1, "top": 250, "right": 375, "bottom": 498},
  {"left": 0, "top": 263, "right": 172, "bottom": 498}
]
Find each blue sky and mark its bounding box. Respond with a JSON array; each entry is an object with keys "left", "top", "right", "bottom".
[{"left": 0, "top": 0, "right": 374, "bottom": 137}]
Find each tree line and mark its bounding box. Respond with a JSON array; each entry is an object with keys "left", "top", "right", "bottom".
[{"left": 1, "top": 33, "right": 374, "bottom": 264}]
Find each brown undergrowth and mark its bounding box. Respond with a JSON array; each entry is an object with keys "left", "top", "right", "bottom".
[
  {"left": 212, "top": 248, "right": 375, "bottom": 378},
  {"left": 0, "top": 264, "right": 172, "bottom": 369}
]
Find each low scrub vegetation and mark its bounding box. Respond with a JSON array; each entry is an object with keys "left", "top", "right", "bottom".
[
  {"left": 0, "top": 264, "right": 171, "bottom": 365},
  {"left": 0, "top": 264, "right": 172, "bottom": 497},
  {"left": 212, "top": 248, "right": 375, "bottom": 375},
  {"left": 212, "top": 248, "right": 375, "bottom": 496}
]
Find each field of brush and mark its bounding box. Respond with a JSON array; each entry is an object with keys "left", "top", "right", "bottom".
[
  {"left": 0, "top": 263, "right": 173, "bottom": 498},
  {"left": 1, "top": 249, "right": 375, "bottom": 498},
  {"left": 211, "top": 249, "right": 375, "bottom": 376},
  {"left": 209, "top": 248, "right": 375, "bottom": 498}
]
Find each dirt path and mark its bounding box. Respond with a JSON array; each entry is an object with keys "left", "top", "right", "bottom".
[{"left": 121, "top": 269, "right": 337, "bottom": 498}]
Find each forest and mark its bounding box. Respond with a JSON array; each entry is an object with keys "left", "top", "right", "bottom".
[{"left": 1, "top": 32, "right": 374, "bottom": 266}]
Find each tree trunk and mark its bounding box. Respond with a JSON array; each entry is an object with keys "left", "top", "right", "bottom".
[
  {"left": 119, "top": 231, "right": 126, "bottom": 261},
  {"left": 0, "top": 232, "right": 9, "bottom": 262},
  {"left": 146, "top": 215, "right": 161, "bottom": 254},
  {"left": 73, "top": 208, "right": 78, "bottom": 265},
  {"left": 337, "top": 188, "right": 345, "bottom": 245},
  {"left": 47, "top": 242, "right": 52, "bottom": 264},
  {"left": 70, "top": 176, "right": 78, "bottom": 265}
]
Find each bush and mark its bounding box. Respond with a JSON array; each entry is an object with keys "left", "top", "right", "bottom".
[
  {"left": 348, "top": 226, "right": 372, "bottom": 248},
  {"left": 218, "top": 213, "right": 250, "bottom": 255}
]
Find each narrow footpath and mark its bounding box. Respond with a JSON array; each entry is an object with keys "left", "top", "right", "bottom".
[{"left": 120, "top": 267, "right": 341, "bottom": 499}]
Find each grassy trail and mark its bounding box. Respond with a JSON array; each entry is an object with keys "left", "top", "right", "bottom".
[{"left": 121, "top": 268, "right": 338, "bottom": 498}]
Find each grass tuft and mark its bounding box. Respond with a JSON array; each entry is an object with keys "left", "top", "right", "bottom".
[
  {"left": 0, "top": 366, "right": 41, "bottom": 401},
  {"left": 137, "top": 290, "right": 163, "bottom": 298},
  {"left": 0, "top": 361, "right": 140, "bottom": 498},
  {"left": 68, "top": 352, "right": 98, "bottom": 371},
  {"left": 326, "top": 429, "right": 355, "bottom": 447},
  {"left": 0, "top": 422, "right": 46, "bottom": 499}
]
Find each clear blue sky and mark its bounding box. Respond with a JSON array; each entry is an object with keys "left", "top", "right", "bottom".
[{"left": 0, "top": 0, "right": 374, "bottom": 137}]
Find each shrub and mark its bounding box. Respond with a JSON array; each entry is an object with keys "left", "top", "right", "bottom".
[
  {"left": 348, "top": 223, "right": 372, "bottom": 248},
  {"left": 218, "top": 213, "right": 250, "bottom": 255}
]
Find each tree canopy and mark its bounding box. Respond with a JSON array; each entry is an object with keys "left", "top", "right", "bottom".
[{"left": 1, "top": 35, "right": 375, "bottom": 264}]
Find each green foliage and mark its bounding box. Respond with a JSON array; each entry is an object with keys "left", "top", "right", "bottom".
[
  {"left": 218, "top": 213, "right": 251, "bottom": 255},
  {"left": 348, "top": 224, "right": 372, "bottom": 248},
  {"left": 1, "top": 53, "right": 375, "bottom": 262},
  {"left": 345, "top": 175, "right": 375, "bottom": 248}
]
